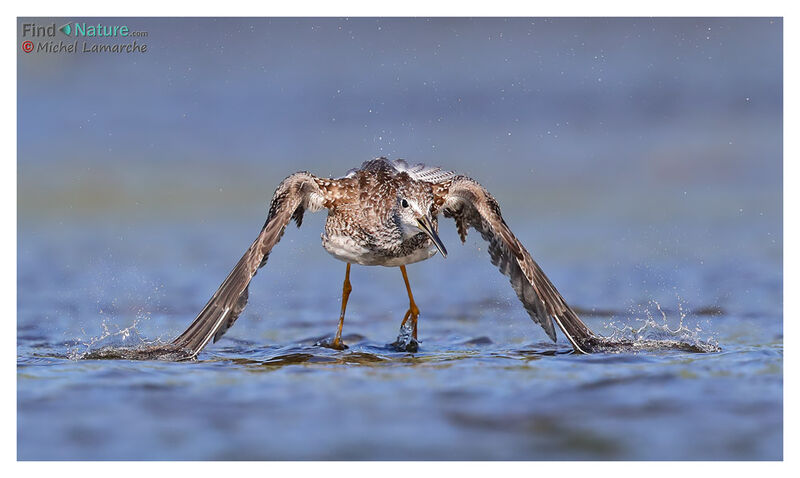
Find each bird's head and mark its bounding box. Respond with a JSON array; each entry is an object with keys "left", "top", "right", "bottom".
[{"left": 394, "top": 194, "right": 448, "bottom": 258}]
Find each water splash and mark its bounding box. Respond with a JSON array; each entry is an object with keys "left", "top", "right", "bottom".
[
  {"left": 389, "top": 318, "right": 419, "bottom": 352},
  {"left": 589, "top": 298, "right": 720, "bottom": 353},
  {"left": 67, "top": 313, "right": 191, "bottom": 361}
]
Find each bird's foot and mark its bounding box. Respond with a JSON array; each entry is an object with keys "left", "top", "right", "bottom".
[
  {"left": 390, "top": 319, "right": 419, "bottom": 352},
  {"left": 316, "top": 337, "right": 349, "bottom": 351},
  {"left": 390, "top": 336, "right": 419, "bottom": 353}
]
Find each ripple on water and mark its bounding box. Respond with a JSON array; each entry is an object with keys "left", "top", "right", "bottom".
[{"left": 63, "top": 329, "right": 719, "bottom": 371}]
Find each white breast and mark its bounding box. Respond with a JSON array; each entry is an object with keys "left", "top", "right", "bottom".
[
  {"left": 321, "top": 233, "right": 438, "bottom": 267},
  {"left": 321, "top": 233, "right": 373, "bottom": 265}
]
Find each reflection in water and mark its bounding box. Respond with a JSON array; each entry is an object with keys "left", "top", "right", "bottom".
[
  {"left": 74, "top": 334, "right": 719, "bottom": 363},
  {"left": 71, "top": 297, "right": 723, "bottom": 363}
]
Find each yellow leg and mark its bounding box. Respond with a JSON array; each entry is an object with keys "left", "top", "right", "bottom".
[
  {"left": 399, "top": 265, "right": 420, "bottom": 340},
  {"left": 331, "top": 263, "right": 352, "bottom": 349}
]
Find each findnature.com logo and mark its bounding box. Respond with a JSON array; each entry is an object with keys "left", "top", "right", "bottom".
[
  {"left": 20, "top": 21, "right": 149, "bottom": 54},
  {"left": 57, "top": 22, "right": 149, "bottom": 37}
]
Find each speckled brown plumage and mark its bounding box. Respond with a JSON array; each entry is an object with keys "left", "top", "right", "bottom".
[{"left": 171, "top": 157, "right": 596, "bottom": 357}]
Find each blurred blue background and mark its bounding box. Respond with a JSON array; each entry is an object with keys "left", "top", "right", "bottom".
[
  {"left": 18, "top": 18, "right": 782, "bottom": 460},
  {"left": 19, "top": 18, "right": 781, "bottom": 219}
]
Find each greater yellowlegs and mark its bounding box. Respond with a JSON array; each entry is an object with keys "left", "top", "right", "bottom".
[{"left": 172, "top": 157, "right": 596, "bottom": 357}]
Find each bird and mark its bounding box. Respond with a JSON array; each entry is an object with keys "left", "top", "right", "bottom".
[{"left": 171, "top": 157, "right": 597, "bottom": 358}]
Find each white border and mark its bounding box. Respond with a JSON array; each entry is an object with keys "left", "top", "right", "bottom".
[{"left": 6, "top": 2, "right": 791, "bottom": 475}]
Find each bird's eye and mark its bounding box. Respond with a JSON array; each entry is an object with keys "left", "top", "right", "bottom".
[{"left": 401, "top": 199, "right": 409, "bottom": 208}]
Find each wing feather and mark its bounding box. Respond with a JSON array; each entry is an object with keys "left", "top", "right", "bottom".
[
  {"left": 388, "top": 158, "right": 456, "bottom": 184},
  {"left": 441, "top": 175, "right": 595, "bottom": 353},
  {"left": 171, "top": 172, "right": 329, "bottom": 358}
]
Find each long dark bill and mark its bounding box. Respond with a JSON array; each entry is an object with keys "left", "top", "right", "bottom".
[{"left": 417, "top": 216, "right": 448, "bottom": 258}]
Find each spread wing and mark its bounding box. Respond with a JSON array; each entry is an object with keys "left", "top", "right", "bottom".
[
  {"left": 439, "top": 175, "right": 595, "bottom": 353},
  {"left": 171, "top": 172, "right": 330, "bottom": 358}
]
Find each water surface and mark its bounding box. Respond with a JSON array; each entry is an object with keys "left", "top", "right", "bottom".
[{"left": 17, "top": 210, "right": 782, "bottom": 460}]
